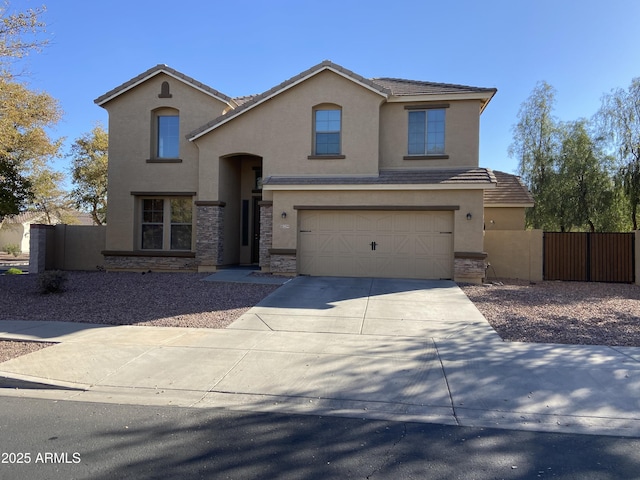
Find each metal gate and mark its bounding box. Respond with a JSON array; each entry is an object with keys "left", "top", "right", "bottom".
[{"left": 543, "top": 232, "right": 635, "bottom": 283}]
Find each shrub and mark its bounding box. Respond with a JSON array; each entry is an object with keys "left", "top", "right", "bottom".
[
  {"left": 4, "top": 244, "right": 21, "bottom": 257},
  {"left": 37, "top": 270, "right": 68, "bottom": 294},
  {"left": 5, "top": 268, "right": 23, "bottom": 275}
]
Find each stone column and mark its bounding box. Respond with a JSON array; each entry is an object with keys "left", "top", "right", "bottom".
[
  {"left": 454, "top": 252, "right": 487, "bottom": 284},
  {"left": 258, "top": 201, "right": 273, "bottom": 271},
  {"left": 195, "top": 201, "right": 225, "bottom": 271}
]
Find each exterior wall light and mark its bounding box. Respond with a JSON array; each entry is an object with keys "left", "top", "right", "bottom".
[
  {"left": 466, "top": 213, "right": 472, "bottom": 220},
  {"left": 281, "top": 212, "right": 287, "bottom": 219}
]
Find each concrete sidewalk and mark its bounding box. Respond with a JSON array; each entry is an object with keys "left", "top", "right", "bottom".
[{"left": 1, "top": 276, "right": 639, "bottom": 437}]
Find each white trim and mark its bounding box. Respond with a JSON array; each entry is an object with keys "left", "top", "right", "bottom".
[
  {"left": 189, "top": 66, "right": 389, "bottom": 141},
  {"left": 96, "top": 69, "right": 233, "bottom": 107}
]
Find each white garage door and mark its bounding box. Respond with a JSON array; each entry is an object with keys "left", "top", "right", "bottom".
[{"left": 298, "top": 210, "right": 453, "bottom": 279}]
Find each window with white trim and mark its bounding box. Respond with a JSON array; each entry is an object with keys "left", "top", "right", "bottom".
[
  {"left": 408, "top": 108, "right": 445, "bottom": 155},
  {"left": 141, "top": 197, "right": 192, "bottom": 250}
]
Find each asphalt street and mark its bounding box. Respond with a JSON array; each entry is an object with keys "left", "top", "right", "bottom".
[{"left": 0, "top": 397, "right": 639, "bottom": 480}]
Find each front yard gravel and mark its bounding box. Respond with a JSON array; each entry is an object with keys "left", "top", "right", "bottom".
[
  {"left": 0, "top": 271, "right": 279, "bottom": 328},
  {"left": 460, "top": 280, "right": 640, "bottom": 347},
  {"left": 0, "top": 271, "right": 279, "bottom": 363}
]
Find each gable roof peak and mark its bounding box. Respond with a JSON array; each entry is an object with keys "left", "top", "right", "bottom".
[
  {"left": 188, "top": 60, "right": 390, "bottom": 141},
  {"left": 94, "top": 64, "right": 233, "bottom": 106}
]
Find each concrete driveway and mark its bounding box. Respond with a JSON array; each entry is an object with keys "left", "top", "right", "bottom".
[{"left": 1, "top": 275, "right": 640, "bottom": 437}]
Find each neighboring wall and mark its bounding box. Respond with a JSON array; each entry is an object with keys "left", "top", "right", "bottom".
[
  {"left": 29, "top": 224, "right": 106, "bottom": 273},
  {"left": 0, "top": 223, "right": 28, "bottom": 253},
  {"left": 484, "top": 229, "right": 543, "bottom": 282}
]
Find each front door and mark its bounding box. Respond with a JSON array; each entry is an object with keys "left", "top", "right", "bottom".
[{"left": 251, "top": 196, "right": 261, "bottom": 264}]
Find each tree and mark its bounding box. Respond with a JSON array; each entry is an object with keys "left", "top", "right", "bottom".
[
  {"left": 29, "top": 163, "right": 71, "bottom": 224},
  {"left": 0, "top": 2, "right": 49, "bottom": 80},
  {"left": 0, "top": 157, "right": 30, "bottom": 217},
  {"left": 0, "top": 2, "right": 63, "bottom": 224},
  {"left": 556, "top": 120, "right": 623, "bottom": 232},
  {"left": 509, "top": 81, "right": 561, "bottom": 229},
  {"left": 597, "top": 78, "right": 640, "bottom": 229},
  {"left": 0, "top": 79, "right": 63, "bottom": 223},
  {"left": 69, "top": 125, "right": 108, "bottom": 225}
]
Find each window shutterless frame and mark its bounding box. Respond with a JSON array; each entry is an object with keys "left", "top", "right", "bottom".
[
  {"left": 157, "top": 115, "right": 180, "bottom": 158},
  {"left": 140, "top": 197, "right": 192, "bottom": 250},
  {"left": 314, "top": 108, "right": 341, "bottom": 155},
  {"left": 407, "top": 109, "right": 446, "bottom": 155}
]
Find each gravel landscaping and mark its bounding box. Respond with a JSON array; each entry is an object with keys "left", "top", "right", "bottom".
[
  {"left": 460, "top": 280, "right": 640, "bottom": 347},
  {"left": 0, "top": 271, "right": 279, "bottom": 362},
  {"left": 1, "top": 272, "right": 640, "bottom": 363},
  {"left": 0, "top": 271, "right": 279, "bottom": 327}
]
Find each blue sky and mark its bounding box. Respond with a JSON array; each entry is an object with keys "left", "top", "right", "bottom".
[{"left": 14, "top": 0, "right": 640, "bottom": 181}]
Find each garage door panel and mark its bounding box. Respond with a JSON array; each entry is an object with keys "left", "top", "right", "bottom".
[{"left": 298, "top": 210, "right": 453, "bottom": 279}]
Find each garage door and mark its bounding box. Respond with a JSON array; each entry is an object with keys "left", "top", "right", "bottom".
[{"left": 298, "top": 210, "right": 453, "bottom": 279}]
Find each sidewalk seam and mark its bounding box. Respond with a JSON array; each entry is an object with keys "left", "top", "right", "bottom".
[
  {"left": 433, "top": 339, "right": 460, "bottom": 426},
  {"left": 359, "top": 278, "right": 374, "bottom": 335}
]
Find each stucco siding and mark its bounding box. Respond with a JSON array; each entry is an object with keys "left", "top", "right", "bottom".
[
  {"left": 379, "top": 100, "right": 481, "bottom": 169},
  {"left": 103, "top": 73, "right": 229, "bottom": 251},
  {"left": 484, "top": 206, "right": 527, "bottom": 230},
  {"left": 193, "top": 69, "right": 383, "bottom": 200}
]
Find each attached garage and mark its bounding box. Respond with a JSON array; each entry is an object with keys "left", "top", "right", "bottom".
[{"left": 297, "top": 209, "right": 454, "bottom": 279}]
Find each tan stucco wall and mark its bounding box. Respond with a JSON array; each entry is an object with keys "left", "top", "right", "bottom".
[
  {"left": 0, "top": 224, "right": 27, "bottom": 253},
  {"left": 268, "top": 188, "right": 485, "bottom": 254},
  {"left": 102, "top": 73, "right": 229, "bottom": 251},
  {"left": 52, "top": 225, "right": 106, "bottom": 270},
  {"left": 484, "top": 229, "right": 543, "bottom": 282},
  {"left": 484, "top": 207, "right": 527, "bottom": 230},
  {"left": 194, "top": 70, "right": 385, "bottom": 201},
  {"left": 379, "top": 100, "right": 482, "bottom": 169}
]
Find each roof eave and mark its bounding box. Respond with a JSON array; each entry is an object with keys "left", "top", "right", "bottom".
[
  {"left": 386, "top": 90, "right": 497, "bottom": 113},
  {"left": 485, "top": 202, "right": 535, "bottom": 208},
  {"left": 263, "top": 183, "right": 494, "bottom": 191}
]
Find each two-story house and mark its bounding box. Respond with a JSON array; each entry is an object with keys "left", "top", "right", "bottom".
[{"left": 95, "top": 61, "right": 498, "bottom": 283}]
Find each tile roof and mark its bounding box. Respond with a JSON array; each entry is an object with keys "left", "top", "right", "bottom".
[
  {"left": 94, "top": 64, "right": 234, "bottom": 106},
  {"left": 372, "top": 78, "right": 497, "bottom": 97},
  {"left": 3, "top": 211, "right": 48, "bottom": 224},
  {"left": 262, "top": 168, "right": 496, "bottom": 187},
  {"left": 484, "top": 170, "right": 534, "bottom": 206}
]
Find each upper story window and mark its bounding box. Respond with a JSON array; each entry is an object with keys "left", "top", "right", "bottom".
[
  {"left": 408, "top": 108, "right": 446, "bottom": 155},
  {"left": 314, "top": 107, "right": 341, "bottom": 155},
  {"left": 157, "top": 115, "right": 180, "bottom": 158}
]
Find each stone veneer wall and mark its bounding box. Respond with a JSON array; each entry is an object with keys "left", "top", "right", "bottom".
[
  {"left": 195, "top": 202, "right": 225, "bottom": 268},
  {"left": 454, "top": 253, "right": 487, "bottom": 283},
  {"left": 259, "top": 201, "right": 273, "bottom": 270},
  {"left": 104, "top": 254, "right": 197, "bottom": 271},
  {"left": 269, "top": 251, "right": 297, "bottom": 274}
]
